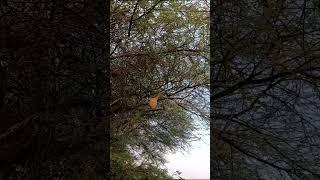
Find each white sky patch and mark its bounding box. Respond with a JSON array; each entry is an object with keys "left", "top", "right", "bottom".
[{"left": 165, "top": 127, "right": 210, "bottom": 179}]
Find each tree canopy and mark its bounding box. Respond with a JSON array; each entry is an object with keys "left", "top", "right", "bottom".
[
  {"left": 111, "top": 0, "right": 209, "bottom": 179},
  {"left": 1, "top": 0, "right": 108, "bottom": 179},
  {"left": 212, "top": 0, "right": 320, "bottom": 179}
]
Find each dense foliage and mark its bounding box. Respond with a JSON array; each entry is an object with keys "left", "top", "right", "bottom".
[{"left": 111, "top": 0, "right": 209, "bottom": 179}]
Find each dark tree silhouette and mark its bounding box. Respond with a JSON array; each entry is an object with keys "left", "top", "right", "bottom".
[
  {"left": 211, "top": 0, "right": 320, "bottom": 179},
  {"left": 0, "top": 0, "right": 109, "bottom": 179}
]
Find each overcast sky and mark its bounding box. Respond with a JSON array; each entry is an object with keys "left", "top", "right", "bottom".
[{"left": 165, "top": 127, "right": 210, "bottom": 179}]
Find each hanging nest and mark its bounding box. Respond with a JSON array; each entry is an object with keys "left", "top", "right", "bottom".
[{"left": 148, "top": 96, "right": 159, "bottom": 110}]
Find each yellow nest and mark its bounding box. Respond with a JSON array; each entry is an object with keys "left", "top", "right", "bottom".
[{"left": 148, "top": 96, "right": 159, "bottom": 110}]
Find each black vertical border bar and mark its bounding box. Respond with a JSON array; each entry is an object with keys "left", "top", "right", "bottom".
[{"left": 210, "top": 0, "right": 214, "bottom": 178}]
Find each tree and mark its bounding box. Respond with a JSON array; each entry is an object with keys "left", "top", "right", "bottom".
[
  {"left": 212, "top": 0, "right": 320, "bottom": 179},
  {"left": 111, "top": 0, "right": 209, "bottom": 178},
  {"left": 0, "top": 0, "right": 108, "bottom": 179}
]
